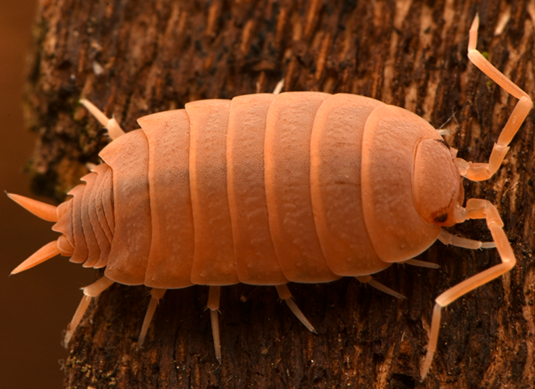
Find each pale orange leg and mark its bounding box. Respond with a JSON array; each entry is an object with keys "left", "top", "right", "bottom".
[
  {"left": 455, "top": 15, "right": 532, "bottom": 181},
  {"left": 421, "top": 199, "right": 516, "bottom": 379},
  {"left": 138, "top": 288, "right": 167, "bottom": 347},
  {"left": 275, "top": 284, "right": 317, "bottom": 333},
  {"left": 80, "top": 99, "right": 126, "bottom": 140},
  {"left": 207, "top": 286, "right": 222, "bottom": 363},
  {"left": 64, "top": 276, "right": 114, "bottom": 346},
  {"left": 272, "top": 79, "right": 284, "bottom": 95},
  {"left": 85, "top": 162, "right": 98, "bottom": 171},
  {"left": 356, "top": 275, "right": 406, "bottom": 299}
]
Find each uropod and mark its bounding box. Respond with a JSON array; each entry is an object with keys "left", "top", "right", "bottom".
[{"left": 7, "top": 16, "right": 532, "bottom": 379}]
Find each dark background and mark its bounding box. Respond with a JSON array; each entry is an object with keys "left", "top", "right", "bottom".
[{"left": 0, "top": 1, "right": 93, "bottom": 388}]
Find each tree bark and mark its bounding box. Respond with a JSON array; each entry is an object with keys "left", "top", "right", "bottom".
[{"left": 24, "top": 0, "right": 535, "bottom": 388}]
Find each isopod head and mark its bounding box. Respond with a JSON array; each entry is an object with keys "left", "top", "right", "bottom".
[{"left": 413, "top": 138, "right": 463, "bottom": 227}]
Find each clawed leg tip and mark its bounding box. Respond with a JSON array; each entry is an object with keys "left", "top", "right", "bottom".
[
  {"left": 420, "top": 370, "right": 429, "bottom": 381},
  {"left": 63, "top": 334, "right": 72, "bottom": 348},
  {"left": 419, "top": 359, "right": 432, "bottom": 381}
]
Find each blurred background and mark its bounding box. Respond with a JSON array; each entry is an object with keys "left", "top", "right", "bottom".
[{"left": 0, "top": 1, "right": 93, "bottom": 388}]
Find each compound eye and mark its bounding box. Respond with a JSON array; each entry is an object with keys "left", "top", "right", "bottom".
[{"left": 433, "top": 213, "right": 448, "bottom": 224}]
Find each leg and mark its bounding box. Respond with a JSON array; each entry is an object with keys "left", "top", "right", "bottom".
[
  {"left": 421, "top": 198, "right": 516, "bottom": 378},
  {"left": 138, "top": 288, "right": 167, "bottom": 347},
  {"left": 404, "top": 259, "right": 440, "bottom": 269},
  {"left": 275, "top": 284, "right": 317, "bottom": 333},
  {"left": 272, "top": 79, "right": 284, "bottom": 95},
  {"left": 85, "top": 162, "right": 98, "bottom": 171},
  {"left": 455, "top": 15, "right": 532, "bottom": 181},
  {"left": 207, "top": 286, "right": 222, "bottom": 363},
  {"left": 64, "top": 276, "right": 114, "bottom": 346},
  {"left": 80, "top": 99, "right": 126, "bottom": 140},
  {"left": 356, "top": 275, "right": 405, "bottom": 299},
  {"left": 438, "top": 229, "right": 496, "bottom": 249}
]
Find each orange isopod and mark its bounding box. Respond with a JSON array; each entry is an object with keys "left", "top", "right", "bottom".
[{"left": 7, "top": 16, "right": 532, "bottom": 378}]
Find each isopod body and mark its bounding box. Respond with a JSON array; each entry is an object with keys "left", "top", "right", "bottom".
[
  {"left": 60, "top": 92, "right": 455, "bottom": 286},
  {"left": 8, "top": 16, "right": 531, "bottom": 379}
]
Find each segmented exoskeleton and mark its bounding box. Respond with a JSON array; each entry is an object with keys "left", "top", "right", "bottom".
[{"left": 8, "top": 16, "right": 531, "bottom": 378}]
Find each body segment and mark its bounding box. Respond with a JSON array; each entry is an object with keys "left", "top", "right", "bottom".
[
  {"left": 226, "top": 93, "right": 286, "bottom": 285},
  {"left": 140, "top": 109, "right": 195, "bottom": 289},
  {"left": 310, "top": 93, "right": 386, "bottom": 275},
  {"left": 100, "top": 129, "right": 152, "bottom": 285}
]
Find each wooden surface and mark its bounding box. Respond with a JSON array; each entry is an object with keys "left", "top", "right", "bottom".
[{"left": 22, "top": 0, "right": 535, "bottom": 388}]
